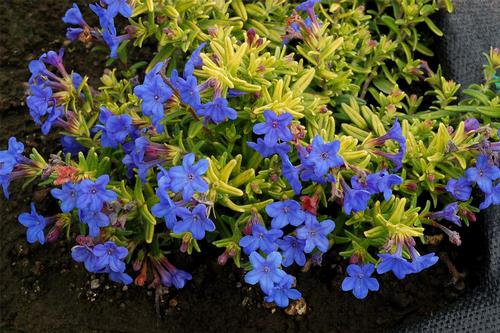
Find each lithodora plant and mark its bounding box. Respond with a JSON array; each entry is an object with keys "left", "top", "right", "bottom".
[{"left": 2, "top": 0, "right": 499, "bottom": 308}]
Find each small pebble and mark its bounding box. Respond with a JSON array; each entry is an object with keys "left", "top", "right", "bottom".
[
  {"left": 90, "top": 279, "right": 100, "bottom": 290},
  {"left": 285, "top": 298, "right": 307, "bottom": 316}
]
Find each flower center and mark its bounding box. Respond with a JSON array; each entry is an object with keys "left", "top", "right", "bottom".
[
  {"left": 258, "top": 232, "right": 264, "bottom": 239},
  {"left": 309, "top": 230, "right": 316, "bottom": 237},
  {"left": 91, "top": 187, "right": 97, "bottom": 194},
  {"left": 320, "top": 152, "right": 329, "bottom": 160},
  {"left": 154, "top": 95, "right": 160, "bottom": 101},
  {"left": 187, "top": 173, "right": 194, "bottom": 181},
  {"left": 271, "top": 120, "right": 278, "bottom": 128},
  {"left": 263, "top": 266, "right": 271, "bottom": 273}
]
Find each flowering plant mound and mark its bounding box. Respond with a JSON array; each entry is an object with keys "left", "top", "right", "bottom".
[{"left": 2, "top": 0, "right": 499, "bottom": 309}]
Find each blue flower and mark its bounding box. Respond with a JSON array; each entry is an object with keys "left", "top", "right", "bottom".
[
  {"left": 428, "top": 202, "right": 461, "bottom": 226},
  {"left": 170, "top": 70, "right": 201, "bottom": 109},
  {"left": 134, "top": 62, "right": 172, "bottom": 125},
  {"left": 76, "top": 175, "right": 117, "bottom": 211},
  {"left": 93, "top": 240, "right": 128, "bottom": 272},
  {"left": 122, "top": 137, "right": 171, "bottom": 181},
  {"left": 79, "top": 210, "right": 110, "bottom": 237},
  {"left": 62, "top": 3, "right": 87, "bottom": 26},
  {"left": 247, "top": 139, "right": 290, "bottom": 158},
  {"left": 61, "top": 135, "right": 86, "bottom": 155},
  {"left": 28, "top": 60, "right": 48, "bottom": 85},
  {"left": 183, "top": 42, "right": 206, "bottom": 78},
  {"left": 464, "top": 118, "right": 480, "bottom": 132},
  {"left": 374, "top": 118, "right": 406, "bottom": 146},
  {"left": 151, "top": 190, "right": 179, "bottom": 230},
  {"left": 445, "top": 177, "right": 473, "bottom": 201},
  {"left": 174, "top": 204, "right": 215, "bottom": 240},
  {"left": 169, "top": 153, "right": 209, "bottom": 201},
  {"left": 156, "top": 165, "right": 171, "bottom": 191},
  {"left": 376, "top": 148, "right": 406, "bottom": 172},
  {"left": 18, "top": 203, "right": 47, "bottom": 244},
  {"left": 408, "top": 247, "right": 438, "bottom": 273},
  {"left": 300, "top": 163, "right": 336, "bottom": 185},
  {"left": 162, "top": 259, "right": 193, "bottom": 289},
  {"left": 0, "top": 138, "right": 25, "bottom": 199},
  {"left": 264, "top": 274, "right": 301, "bottom": 307},
  {"left": 253, "top": 110, "right": 293, "bottom": 146},
  {"left": 109, "top": 271, "right": 133, "bottom": 284},
  {"left": 41, "top": 105, "right": 63, "bottom": 135},
  {"left": 281, "top": 155, "right": 303, "bottom": 195},
  {"left": 465, "top": 154, "right": 500, "bottom": 193},
  {"left": 265, "top": 200, "right": 305, "bottom": 229},
  {"left": 351, "top": 175, "right": 378, "bottom": 194},
  {"left": 71, "top": 245, "right": 98, "bottom": 272},
  {"left": 295, "top": 214, "right": 335, "bottom": 253},
  {"left": 0, "top": 137, "right": 24, "bottom": 176},
  {"left": 376, "top": 243, "right": 414, "bottom": 279},
  {"left": 102, "top": 31, "right": 130, "bottom": 59},
  {"left": 0, "top": 176, "right": 11, "bottom": 200},
  {"left": 479, "top": 183, "right": 500, "bottom": 210},
  {"left": 90, "top": 3, "right": 116, "bottom": 35},
  {"left": 103, "top": 0, "right": 132, "bottom": 18},
  {"left": 371, "top": 119, "right": 407, "bottom": 171},
  {"left": 239, "top": 224, "right": 283, "bottom": 255},
  {"left": 305, "top": 135, "right": 344, "bottom": 177},
  {"left": 96, "top": 107, "right": 133, "bottom": 148},
  {"left": 152, "top": 258, "right": 173, "bottom": 287},
  {"left": 40, "top": 49, "right": 65, "bottom": 69},
  {"left": 296, "top": 0, "right": 321, "bottom": 11},
  {"left": 276, "top": 236, "right": 306, "bottom": 267},
  {"left": 196, "top": 97, "right": 237, "bottom": 124},
  {"left": 228, "top": 89, "right": 248, "bottom": 98},
  {"left": 27, "top": 85, "right": 52, "bottom": 124},
  {"left": 66, "top": 27, "right": 84, "bottom": 41},
  {"left": 244, "top": 251, "right": 287, "bottom": 295},
  {"left": 342, "top": 180, "right": 371, "bottom": 215},
  {"left": 51, "top": 182, "right": 78, "bottom": 212},
  {"left": 364, "top": 170, "right": 402, "bottom": 201},
  {"left": 341, "top": 263, "right": 379, "bottom": 299}
]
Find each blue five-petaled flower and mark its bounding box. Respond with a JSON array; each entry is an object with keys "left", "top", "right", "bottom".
[
  {"left": 76, "top": 175, "right": 117, "bottom": 211},
  {"left": 465, "top": 154, "right": 500, "bottom": 194},
  {"left": 253, "top": 110, "right": 293, "bottom": 146},
  {"left": 276, "top": 235, "right": 306, "bottom": 267},
  {"left": 341, "top": 263, "right": 379, "bottom": 299},
  {"left": 295, "top": 214, "right": 335, "bottom": 253},
  {"left": 51, "top": 182, "right": 79, "bottom": 212},
  {"left": 174, "top": 204, "right": 215, "bottom": 240},
  {"left": 93, "top": 240, "right": 128, "bottom": 272},
  {"left": 168, "top": 153, "right": 209, "bottom": 201},
  {"left": 134, "top": 62, "right": 173, "bottom": 128},
  {"left": 18, "top": 203, "right": 48, "bottom": 245},
  {"left": 305, "top": 135, "right": 344, "bottom": 177},
  {"left": 265, "top": 199, "right": 306, "bottom": 229},
  {"left": 244, "top": 251, "right": 287, "bottom": 295}
]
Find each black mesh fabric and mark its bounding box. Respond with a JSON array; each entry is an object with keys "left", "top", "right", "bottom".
[
  {"left": 396, "top": 2, "right": 500, "bottom": 331},
  {"left": 434, "top": 0, "right": 500, "bottom": 88},
  {"left": 396, "top": 206, "right": 500, "bottom": 332}
]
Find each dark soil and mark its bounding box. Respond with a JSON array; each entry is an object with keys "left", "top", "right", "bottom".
[{"left": 0, "top": 1, "right": 486, "bottom": 332}]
